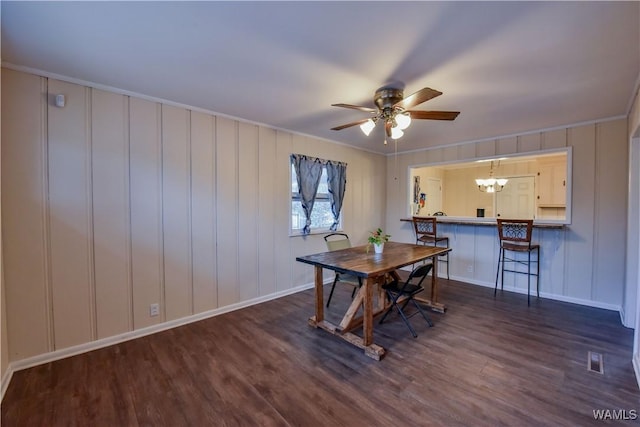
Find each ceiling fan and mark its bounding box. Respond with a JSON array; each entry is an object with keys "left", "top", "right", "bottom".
[{"left": 331, "top": 86, "right": 460, "bottom": 140}]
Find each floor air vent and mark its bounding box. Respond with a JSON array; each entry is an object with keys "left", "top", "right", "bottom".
[{"left": 588, "top": 351, "right": 604, "bottom": 374}]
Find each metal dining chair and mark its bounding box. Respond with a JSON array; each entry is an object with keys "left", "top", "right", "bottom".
[
  {"left": 323, "top": 233, "right": 362, "bottom": 307},
  {"left": 379, "top": 263, "right": 435, "bottom": 338}
]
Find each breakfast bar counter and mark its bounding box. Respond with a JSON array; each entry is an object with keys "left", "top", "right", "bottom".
[{"left": 400, "top": 217, "right": 565, "bottom": 229}]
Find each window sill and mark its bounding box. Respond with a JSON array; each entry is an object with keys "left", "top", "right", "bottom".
[{"left": 289, "top": 228, "right": 343, "bottom": 237}]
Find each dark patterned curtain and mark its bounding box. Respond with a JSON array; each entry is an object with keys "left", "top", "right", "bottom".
[
  {"left": 325, "top": 160, "right": 347, "bottom": 231},
  {"left": 291, "top": 154, "right": 323, "bottom": 234}
]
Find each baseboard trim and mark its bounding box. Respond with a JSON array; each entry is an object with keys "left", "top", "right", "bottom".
[
  {"left": 620, "top": 305, "right": 631, "bottom": 328},
  {"left": 450, "top": 275, "right": 622, "bottom": 313},
  {"left": 394, "top": 271, "right": 621, "bottom": 312},
  {"left": 2, "top": 281, "right": 317, "bottom": 400},
  {"left": 1, "top": 366, "right": 13, "bottom": 402},
  {"left": 633, "top": 353, "right": 640, "bottom": 389}
]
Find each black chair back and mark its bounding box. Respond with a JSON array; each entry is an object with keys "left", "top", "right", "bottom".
[
  {"left": 379, "top": 263, "right": 434, "bottom": 337},
  {"left": 405, "top": 263, "right": 432, "bottom": 285}
]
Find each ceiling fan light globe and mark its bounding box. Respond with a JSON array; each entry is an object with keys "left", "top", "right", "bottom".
[
  {"left": 496, "top": 178, "right": 508, "bottom": 186},
  {"left": 390, "top": 127, "right": 404, "bottom": 139},
  {"left": 475, "top": 179, "right": 485, "bottom": 186},
  {"left": 395, "top": 112, "right": 411, "bottom": 130},
  {"left": 360, "top": 119, "right": 376, "bottom": 136},
  {"left": 485, "top": 178, "right": 497, "bottom": 186}
]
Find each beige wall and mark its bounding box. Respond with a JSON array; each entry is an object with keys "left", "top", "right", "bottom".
[
  {"left": 0, "top": 15, "right": 9, "bottom": 392},
  {"left": 409, "top": 166, "right": 444, "bottom": 215},
  {"left": 630, "top": 84, "right": 640, "bottom": 139},
  {"left": 444, "top": 165, "right": 496, "bottom": 217},
  {"left": 1, "top": 28, "right": 8, "bottom": 391},
  {"left": 629, "top": 81, "right": 640, "bottom": 372},
  {"left": 0, "top": 68, "right": 386, "bottom": 363},
  {"left": 386, "top": 120, "right": 629, "bottom": 310}
]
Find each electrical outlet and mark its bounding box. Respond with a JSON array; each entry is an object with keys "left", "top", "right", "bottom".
[
  {"left": 150, "top": 303, "right": 160, "bottom": 317},
  {"left": 467, "top": 265, "right": 474, "bottom": 273}
]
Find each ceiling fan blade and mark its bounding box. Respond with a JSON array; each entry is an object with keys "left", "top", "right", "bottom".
[
  {"left": 331, "top": 118, "right": 371, "bottom": 131},
  {"left": 331, "top": 103, "right": 377, "bottom": 113},
  {"left": 408, "top": 110, "right": 460, "bottom": 121},
  {"left": 394, "top": 87, "right": 442, "bottom": 110}
]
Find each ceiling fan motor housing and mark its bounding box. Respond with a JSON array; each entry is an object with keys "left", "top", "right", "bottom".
[{"left": 374, "top": 88, "right": 404, "bottom": 111}]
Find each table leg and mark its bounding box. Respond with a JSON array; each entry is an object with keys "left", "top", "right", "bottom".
[
  {"left": 431, "top": 256, "right": 438, "bottom": 302},
  {"left": 414, "top": 255, "right": 447, "bottom": 313},
  {"left": 309, "top": 266, "right": 324, "bottom": 327},
  {"left": 362, "top": 278, "right": 376, "bottom": 347},
  {"left": 309, "top": 273, "right": 385, "bottom": 360},
  {"left": 338, "top": 276, "right": 387, "bottom": 333},
  {"left": 377, "top": 275, "right": 387, "bottom": 311}
]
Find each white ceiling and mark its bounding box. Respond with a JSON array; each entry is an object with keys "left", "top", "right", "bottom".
[{"left": 2, "top": 1, "right": 638, "bottom": 155}]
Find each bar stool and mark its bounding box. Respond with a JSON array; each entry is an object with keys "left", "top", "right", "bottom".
[
  {"left": 412, "top": 216, "right": 450, "bottom": 280},
  {"left": 494, "top": 219, "right": 540, "bottom": 306}
]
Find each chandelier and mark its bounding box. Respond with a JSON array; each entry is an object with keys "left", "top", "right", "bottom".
[{"left": 475, "top": 161, "right": 508, "bottom": 193}]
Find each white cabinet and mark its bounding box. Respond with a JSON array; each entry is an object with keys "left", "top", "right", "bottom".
[{"left": 537, "top": 160, "right": 566, "bottom": 207}]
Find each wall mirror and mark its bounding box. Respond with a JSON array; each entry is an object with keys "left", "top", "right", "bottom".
[{"left": 408, "top": 148, "right": 571, "bottom": 223}]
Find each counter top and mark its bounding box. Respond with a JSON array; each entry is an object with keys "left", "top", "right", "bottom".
[{"left": 400, "top": 217, "right": 566, "bottom": 229}]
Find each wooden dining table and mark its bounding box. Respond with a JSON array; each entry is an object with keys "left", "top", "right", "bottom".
[{"left": 296, "top": 241, "right": 452, "bottom": 360}]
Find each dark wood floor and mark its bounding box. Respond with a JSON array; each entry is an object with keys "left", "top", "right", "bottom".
[{"left": 2, "top": 278, "right": 639, "bottom": 426}]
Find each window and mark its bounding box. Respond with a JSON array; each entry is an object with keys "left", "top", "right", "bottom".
[
  {"left": 290, "top": 154, "right": 347, "bottom": 235},
  {"left": 291, "top": 164, "right": 340, "bottom": 233}
]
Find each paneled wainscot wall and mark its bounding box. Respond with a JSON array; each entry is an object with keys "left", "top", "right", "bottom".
[
  {"left": 1, "top": 68, "right": 387, "bottom": 364},
  {"left": 385, "top": 118, "right": 629, "bottom": 323}
]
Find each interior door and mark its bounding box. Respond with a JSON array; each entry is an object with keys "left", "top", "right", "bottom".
[{"left": 495, "top": 176, "right": 535, "bottom": 219}]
